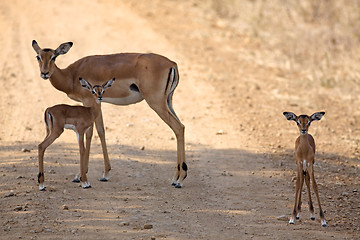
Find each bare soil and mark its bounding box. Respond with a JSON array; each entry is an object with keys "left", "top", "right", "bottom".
[{"left": 0, "top": 1, "right": 359, "bottom": 239}]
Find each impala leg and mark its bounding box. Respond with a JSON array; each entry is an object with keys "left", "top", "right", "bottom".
[
  {"left": 296, "top": 170, "right": 305, "bottom": 220},
  {"left": 305, "top": 171, "right": 315, "bottom": 220},
  {"left": 78, "top": 133, "right": 91, "bottom": 189},
  {"left": 290, "top": 167, "right": 301, "bottom": 224},
  {"left": 145, "top": 99, "right": 186, "bottom": 188},
  {"left": 84, "top": 124, "right": 93, "bottom": 171},
  {"left": 94, "top": 108, "right": 111, "bottom": 181},
  {"left": 38, "top": 130, "right": 63, "bottom": 191},
  {"left": 309, "top": 165, "right": 326, "bottom": 226}
]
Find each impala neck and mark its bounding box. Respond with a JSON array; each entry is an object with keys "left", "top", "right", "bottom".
[
  {"left": 299, "top": 133, "right": 309, "bottom": 142},
  {"left": 49, "top": 65, "right": 74, "bottom": 94}
]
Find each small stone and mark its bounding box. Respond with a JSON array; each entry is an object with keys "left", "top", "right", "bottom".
[
  {"left": 62, "top": 205, "right": 69, "bottom": 210},
  {"left": 144, "top": 224, "right": 153, "bottom": 229},
  {"left": 216, "top": 130, "right": 224, "bottom": 135},
  {"left": 4, "top": 191, "right": 15, "bottom": 197},
  {"left": 342, "top": 192, "right": 349, "bottom": 197},
  {"left": 277, "top": 215, "right": 289, "bottom": 221},
  {"left": 151, "top": 237, "right": 156, "bottom": 240},
  {"left": 25, "top": 126, "right": 32, "bottom": 131},
  {"left": 21, "top": 148, "right": 31, "bottom": 152},
  {"left": 14, "top": 206, "right": 23, "bottom": 211},
  {"left": 140, "top": 146, "right": 145, "bottom": 151},
  {"left": 120, "top": 222, "right": 130, "bottom": 226}
]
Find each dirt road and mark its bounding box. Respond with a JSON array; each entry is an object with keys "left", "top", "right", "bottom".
[{"left": 0, "top": 1, "right": 359, "bottom": 239}]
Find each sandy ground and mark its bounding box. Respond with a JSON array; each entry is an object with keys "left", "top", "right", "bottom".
[{"left": 0, "top": 1, "right": 359, "bottom": 239}]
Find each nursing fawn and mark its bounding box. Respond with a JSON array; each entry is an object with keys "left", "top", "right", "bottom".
[
  {"left": 283, "top": 112, "right": 326, "bottom": 227},
  {"left": 38, "top": 78, "right": 115, "bottom": 190}
]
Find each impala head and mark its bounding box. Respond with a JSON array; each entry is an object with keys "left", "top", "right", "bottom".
[
  {"left": 32, "top": 40, "right": 73, "bottom": 80},
  {"left": 283, "top": 112, "right": 325, "bottom": 135},
  {"left": 79, "top": 78, "right": 115, "bottom": 103}
]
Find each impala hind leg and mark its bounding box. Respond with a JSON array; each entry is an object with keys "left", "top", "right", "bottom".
[
  {"left": 305, "top": 171, "right": 315, "bottom": 220},
  {"left": 94, "top": 109, "right": 111, "bottom": 181},
  {"left": 309, "top": 165, "right": 326, "bottom": 226},
  {"left": 145, "top": 99, "right": 186, "bottom": 188},
  {"left": 38, "top": 130, "right": 63, "bottom": 191}
]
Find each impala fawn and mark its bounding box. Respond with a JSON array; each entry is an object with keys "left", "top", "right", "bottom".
[
  {"left": 38, "top": 78, "right": 115, "bottom": 190},
  {"left": 283, "top": 111, "right": 326, "bottom": 227}
]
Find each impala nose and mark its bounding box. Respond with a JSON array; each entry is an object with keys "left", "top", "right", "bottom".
[
  {"left": 41, "top": 72, "right": 50, "bottom": 79},
  {"left": 301, "top": 130, "right": 307, "bottom": 134}
]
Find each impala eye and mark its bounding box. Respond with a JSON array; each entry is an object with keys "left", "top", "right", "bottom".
[
  {"left": 50, "top": 55, "right": 57, "bottom": 61},
  {"left": 92, "top": 90, "right": 96, "bottom": 94},
  {"left": 36, "top": 56, "right": 40, "bottom": 61}
]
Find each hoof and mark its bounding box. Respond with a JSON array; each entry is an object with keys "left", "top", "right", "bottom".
[
  {"left": 174, "top": 184, "right": 182, "bottom": 188},
  {"left": 296, "top": 216, "right": 300, "bottom": 220},
  {"left": 73, "top": 175, "right": 80, "bottom": 183},
  {"left": 311, "top": 217, "right": 315, "bottom": 221},
  {"left": 289, "top": 218, "right": 295, "bottom": 225},
  {"left": 39, "top": 183, "right": 46, "bottom": 191},
  {"left": 99, "top": 173, "right": 110, "bottom": 182},
  {"left": 81, "top": 182, "right": 91, "bottom": 189},
  {"left": 171, "top": 182, "right": 176, "bottom": 186},
  {"left": 321, "top": 220, "right": 327, "bottom": 227}
]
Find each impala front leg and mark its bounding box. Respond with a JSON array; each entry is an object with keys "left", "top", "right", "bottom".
[
  {"left": 78, "top": 133, "right": 91, "bottom": 188},
  {"left": 72, "top": 125, "right": 93, "bottom": 183},
  {"left": 95, "top": 108, "right": 111, "bottom": 181}
]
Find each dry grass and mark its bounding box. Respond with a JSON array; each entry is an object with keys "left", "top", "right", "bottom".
[{"left": 210, "top": 0, "right": 360, "bottom": 95}]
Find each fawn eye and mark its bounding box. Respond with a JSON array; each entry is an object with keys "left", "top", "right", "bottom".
[{"left": 296, "top": 121, "right": 300, "bottom": 126}]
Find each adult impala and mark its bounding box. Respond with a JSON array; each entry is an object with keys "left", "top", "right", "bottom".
[{"left": 32, "top": 40, "right": 187, "bottom": 188}]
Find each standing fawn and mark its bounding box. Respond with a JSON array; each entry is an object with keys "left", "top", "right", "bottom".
[
  {"left": 283, "top": 112, "right": 326, "bottom": 227},
  {"left": 38, "top": 77, "right": 115, "bottom": 190}
]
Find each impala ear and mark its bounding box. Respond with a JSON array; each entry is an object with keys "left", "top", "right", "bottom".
[
  {"left": 310, "top": 112, "right": 325, "bottom": 122},
  {"left": 103, "top": 78, "right": 115, "bottom": 90},
  {"left": 283, "top": 112, "right": 297, "bottom": 121},
  {"left": 55, "top": 42, "right": 73, "bottom": 56},
  {"left": 79, "top": 78, "right": 92, "bottom": 92},
  {"left": 32, "top": 40, "right": 41, "bottom": 54}
]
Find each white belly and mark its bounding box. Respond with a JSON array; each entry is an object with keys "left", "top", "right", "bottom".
[
  {"left": 102, "top": 91, "right": 144, "bottom": 105},
  {"left": 65, "top": 124, "right": 79, "bottom": 141}
]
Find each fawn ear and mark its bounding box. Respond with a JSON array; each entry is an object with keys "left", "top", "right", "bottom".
[
  {"left": 103, "top": 78, "right": 115, "bottom": 90},
  {"left": 283, "top": 112, "right": 297, "bottom": 121},
  {"left": 55, "top": 42, "right": 73, "bottom": 56},
  {"left": 79, "top": 78, "right": 92, "bottom": 92},
  {"left": 32, "top": 40, "right": 41, "bottom": 54},
  {"left": 310, "top": 112, "right": 325, "bottom": 122}
]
